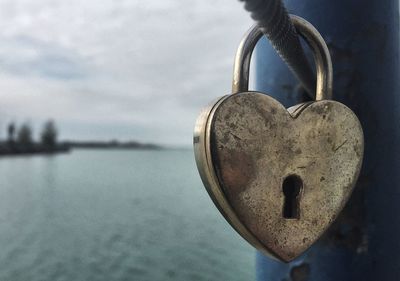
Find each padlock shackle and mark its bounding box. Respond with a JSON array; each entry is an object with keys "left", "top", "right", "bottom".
[{"left": 232, "top": 15, "right": 332, "bottom": 101}]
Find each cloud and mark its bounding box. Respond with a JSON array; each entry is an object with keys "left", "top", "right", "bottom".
[
  {"left": 0, "top": 35, "right": 88, "bottom": 79},
  {"left": 0, "top": 0, "right": 252, "bottom": 146}
]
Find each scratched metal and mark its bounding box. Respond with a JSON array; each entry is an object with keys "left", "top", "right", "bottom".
[
  {"left": 194, "top": 16, "right": 364, "bottom": 262},
  {"left": 194, "top": 92, "right": 364, "bottom": 262}
]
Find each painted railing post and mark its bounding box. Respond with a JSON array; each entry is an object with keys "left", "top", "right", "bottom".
[{"left": 254, "top": 0, "right": 400, "bottom": 280}]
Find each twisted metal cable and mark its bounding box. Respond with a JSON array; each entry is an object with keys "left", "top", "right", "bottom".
[{"left": 240, "top": 0, "right": 316, "bottom": 98}]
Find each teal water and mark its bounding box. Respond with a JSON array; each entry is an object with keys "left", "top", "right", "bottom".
[{"left": 0, "top": 149, "right": 255, "bottom": 280}]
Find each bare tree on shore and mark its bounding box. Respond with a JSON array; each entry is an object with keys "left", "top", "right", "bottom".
[
  {"left": 41, "top": 120, "right": 58, "bottom": 148},
  {"left": 17, "top": 123, "right": 33, "bottom": 146},
  {"left": 7, "top": 122, "right": 15, "bottom": 144}
]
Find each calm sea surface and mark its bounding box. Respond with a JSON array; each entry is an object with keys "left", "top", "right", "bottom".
[{"left": 0, "top": 149, "right": 255, "bottom": 281}]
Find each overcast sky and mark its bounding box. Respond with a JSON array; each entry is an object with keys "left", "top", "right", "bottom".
[{"left": 0, "top": 0, "right": 252, "bottom": 146}]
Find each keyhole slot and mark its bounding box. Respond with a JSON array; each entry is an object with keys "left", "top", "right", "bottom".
[{"left": 282, "top": 175, "right": 303, "bottom": 219}]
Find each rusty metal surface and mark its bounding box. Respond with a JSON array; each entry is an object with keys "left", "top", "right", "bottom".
[
  {"left": 193, "top": 95, "right": 280, "bottom": 260},
  {"left": 193, "top": 15, "right": 364, "bottom": 262},
  {"left": 194, "top": 92, "right": 364, "bottom": 262}
]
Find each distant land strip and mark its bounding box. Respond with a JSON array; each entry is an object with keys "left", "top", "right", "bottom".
[
  {"left": 0, "top": 140, "right": 162, "bottom": 156},
  {"left": 63, "top": 140, "right": 162, "bottom": 150}
]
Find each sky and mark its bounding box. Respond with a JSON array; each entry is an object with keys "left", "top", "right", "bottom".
[{"left": 0, "top": 0, "right": 252, "bottom": 146}]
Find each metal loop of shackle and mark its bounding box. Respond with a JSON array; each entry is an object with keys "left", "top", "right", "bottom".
[{"left": 232, "top": 14, "right": 333, "bottom": 101}]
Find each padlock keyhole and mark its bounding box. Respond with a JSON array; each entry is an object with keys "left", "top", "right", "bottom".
[{"left": 282, "top": 175, "right": 302, "bottom": 219}]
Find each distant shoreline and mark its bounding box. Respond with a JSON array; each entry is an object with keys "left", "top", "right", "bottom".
[
  {"left": 63, "top": 140, "right": 162, "bottom": 150},
  {"left": 0, "top": 140, "right": 163, "bottom": 156},
  {"left": 0, "top": 143, "right": 70, "bottom": 156}
]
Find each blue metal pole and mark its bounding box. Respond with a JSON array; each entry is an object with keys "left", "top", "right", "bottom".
[{"left": 254, "top": 0, "right": 400, "bottom": 280}]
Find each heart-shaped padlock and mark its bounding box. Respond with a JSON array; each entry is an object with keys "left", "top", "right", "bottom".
[{"left": 193, "top": 15, "right": 364, "bottom": 262}]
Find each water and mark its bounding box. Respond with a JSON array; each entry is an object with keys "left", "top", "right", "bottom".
[{"left": 0, "top": 149, "right": 255, "bottom": 281}]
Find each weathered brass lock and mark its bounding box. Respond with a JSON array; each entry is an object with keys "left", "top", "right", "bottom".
[{"left": 193, "top": 15, "right": 364, "bottom": 262}]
